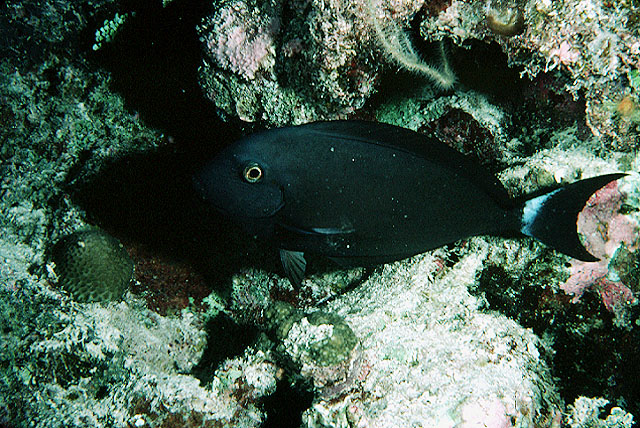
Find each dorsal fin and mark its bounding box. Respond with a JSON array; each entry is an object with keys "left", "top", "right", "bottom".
[{"left": 298, "top": 120, "right": 511, "bottom": 206}]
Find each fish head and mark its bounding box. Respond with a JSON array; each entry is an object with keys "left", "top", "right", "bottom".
[{"left": 193, "top": 134, "right": 285, "bottom": 219}]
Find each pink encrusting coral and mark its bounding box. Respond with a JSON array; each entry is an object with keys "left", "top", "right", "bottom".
[
  {"left": 197, "top": 0, "right": 433, "bottom": 124},
  {"left": 459, "top": 398, "right": 514, "bottom": 428},
  {"left": 577, "top": 180, "right": 638, "bottom": 259},
  {"left": 200, "top": 0, "right": 281, "bottom": 80},
  {"left": 561, "top": 180, "right": 639, "bottom": 315}
]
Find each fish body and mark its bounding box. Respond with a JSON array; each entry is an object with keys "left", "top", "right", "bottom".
[{"left": 194, "top": 120, "right": 624, "bottom": 285}]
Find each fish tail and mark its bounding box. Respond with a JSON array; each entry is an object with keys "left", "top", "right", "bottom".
[{"left": 516, "top": 173, "right": 627, "bottom": 261}]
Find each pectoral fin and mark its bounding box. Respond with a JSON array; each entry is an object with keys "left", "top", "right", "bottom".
[
  {"left": 276, "top": 222, "right": 355, "bottom": 236},
  {"left": 280, "top": 249, "right": 307, "bottom": 287}
]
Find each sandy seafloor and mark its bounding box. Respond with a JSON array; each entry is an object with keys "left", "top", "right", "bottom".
[{"left": 1, "top": 0, "right": 640, "bottom": 427}]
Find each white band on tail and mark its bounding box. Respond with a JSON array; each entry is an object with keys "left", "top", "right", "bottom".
[{"left": 520, "top": 188, "right": 561, "bottom": 237}]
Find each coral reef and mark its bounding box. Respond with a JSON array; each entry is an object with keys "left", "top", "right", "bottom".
[
  {"left": 266, "top": 302, "right": 361, "bottom": 397},
  {"left": 1, "top": 1, "right": 277, "bottom": 425},
  {"left": 197, "top": 0, "right": 640, "bottom": 152},
  {"left": 219, "top": 263, "right": 365, "bottom": 326},
  {"left": 93, "top": 12, "right": 133, "bottom": 51},
  {"left": 566, "top": 397, "right": 634, "bottom": 428},
  {"left": 368, "top": 3, "right": 456, "bottom": 88},
  {"left": 197, "top": 0, "right": 432, "bottom": 125},
  {"left": 421, "top": 0, "right": 640, "bottom": 150},
  {"left": 2, "top": 0, "right": 640, "bottom": 426},
  {"left": 302, "top": 248, "right": 564, "bottom": 427},
  {"left": 199, "top": 0, "right": 281, "bottom": 81},
  {"left": 485, "top": 0, "right": 525, "bottom": 37},
  {"left": 129, "top": 242, "right": 211, "bottom": 316}
]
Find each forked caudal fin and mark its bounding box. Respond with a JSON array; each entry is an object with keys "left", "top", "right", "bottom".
[{"left": 519, "top": 173, "right": 627, "bottom": 262}]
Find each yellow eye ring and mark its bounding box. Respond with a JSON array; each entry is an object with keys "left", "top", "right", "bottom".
[{"left": 243, "top": 163, "right": 263, "bottom": 183}]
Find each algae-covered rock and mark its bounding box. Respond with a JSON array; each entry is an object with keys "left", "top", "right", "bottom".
[
  {"left": 301, "top": 311, "right": 358, "bottom": 367},
  {"left": 281, "top": 312, "right": 360, "bottom": 395},
  {"left": 266, "top": 301, "right": 361, "bottom": 396},
  {"left": 281, "top": 311, "right": 357, "bottom": 366}
]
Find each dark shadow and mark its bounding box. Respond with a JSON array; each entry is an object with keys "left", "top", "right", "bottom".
[
  {"left": 84, "top": 0, "right": 238, "bottom": 150},
  {"left": 448, "top": 39, "right": 525, "bottom": 103},
  {"left": 551, "top": 302, "right": 640, "bottom": 422},
  {"left": 191, "top": 314, "right": 260, "bottom": 384},
  {"left": 69, "top": 147, "right": 280, "bottom": 287},
  {"left": 473, "top": 262, "right": 640, "bottom": 422},
  {"left": 70, "top": 0, "right": 277, "bottom": 284},
  {"left": 262, "top": 379, "right": 314, "bottom": 428}
]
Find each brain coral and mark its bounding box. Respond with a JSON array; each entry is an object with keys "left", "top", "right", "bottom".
[{"left": 51, "top": 229, "right": 134, "bottom": 303}]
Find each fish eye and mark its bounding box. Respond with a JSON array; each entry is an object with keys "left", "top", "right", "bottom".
[{"left": 243, "top": 163, "right": 263, "bottom": 183}]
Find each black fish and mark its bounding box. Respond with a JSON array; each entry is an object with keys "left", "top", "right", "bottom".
[{"left": 194, "top": 120, "right": 624, "bottom": 286}]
